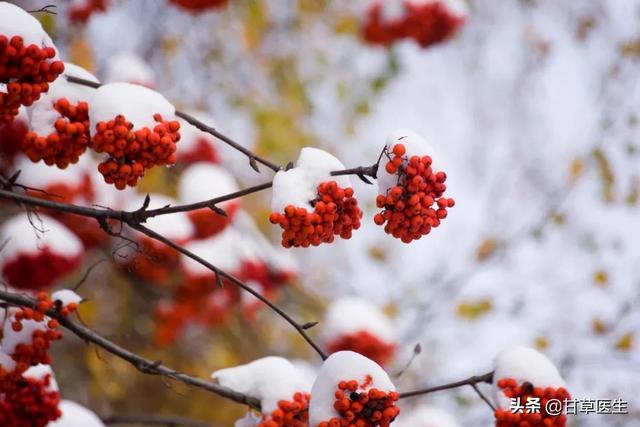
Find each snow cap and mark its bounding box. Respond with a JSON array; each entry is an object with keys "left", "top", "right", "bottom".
[{"left": 322, "top": 297, "right": 395, "bottom": 344}]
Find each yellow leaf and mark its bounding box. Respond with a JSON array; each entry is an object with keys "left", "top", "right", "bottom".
[
  {"left": 615, "top": 332, "right": 634, "bottom": 351},
  {"left": 593, "top": 269, "right": 608, "bottom": 286},
  {"left": 534, "top": 336, "right": 549, "bottom": 350},
  {"left": 476, "top": 238, "right": 499, "bottom": 261}
]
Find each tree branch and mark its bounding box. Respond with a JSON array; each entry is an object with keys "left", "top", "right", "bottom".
[
  {"left": 399, "top": 371, "right": 494, "bottom": 400},
  {"left": 0, "top": 290, "right": 261, "bottom": 410},
  {"left": 102, "top": 414, "right": 215, "bottom": 427}
]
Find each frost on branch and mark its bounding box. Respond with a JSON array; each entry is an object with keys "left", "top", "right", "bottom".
[
  {"left": 270, "top": 148, "right": 363, "bottom": 248},
  {"left": 363, "top": 0, "right": 468, "bottom": 49},
  {"left": 49, "top": 400, "right": 106, "bottom": 427},
  {"left": 212, "top": 357, "right": 312, "bottom": 427},
  {"left": 0, "top": 214, "right": 82, "bottom": 291},
  {"left": 176, "top": 111, "right": 219, "bottom": 165},
  {"left": 119, "top": 194, "right": 193, "bottom": 284},
  {"left": 179, "top": 163, "right": 239, "bottom": 238},
  {"left": 492, "top": 346, "right": 571, "bottom": 427},
  {"left": 0, "top": 2, "right": 65, "bottom": 124},
  {"left": 89, "top": 82, "right": 180, "bottom": 189},
  {"left": 322, "top": 297, "right": 396, "bottom": 366},
  {"left": 309, "top": 351, "right": 400, "bottom": 427},
  {"left": 374, "top": 129, "right": 454, "bottom": 243},
  {"left": 393, "top": 405, "right": 460, "bottom": 427},
  {"left": 104, "top": 52, "right": 155, "bottom": 88},
  {"left": 22, "top": 63, "right": 99, "bottom": 169}
]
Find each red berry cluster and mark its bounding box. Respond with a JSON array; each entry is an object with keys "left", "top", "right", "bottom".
[
  {"left": 93, "top": 113, "right": 180, "bottom": 189},
  {"left": 363, "top": 1, "right": 465, "bottom": 49},
  {"left": 0, "top": 373, "right": 61, "bottom": 427},
  {"left": 318, "top": 376, "right": 400, "bottom": 427},
  {"left": 258, "top": 392, "right": 311, "bottom": 427},
  {"left": 188, "top": 203, "right": 239, "bottom": 239},
  {"left": 2, "top": 247, "right": 81, "bottom": 291},
  {"left": 270, "top": 181, "right": 363, "bottom": 248},
  {"left": 22, "top": 98, "right": 91, "bottom": 168},
  {"left": 0, "top": 116, "right": 28, "bottom": 171},
  {"left": 122, "top": 237, "right": 182, "bottom": 285},
  {"left": 178, "top": 136, "right": 219, "bottom": 165},
  {"left": 69, "top": 0, "right": 109, "bottom": 24},
  {"left": 327, "top": 331, "right": 396, "bottom": 367},
  {"left": 0, "top": 35, "right": 64, "bottom": 124},
  {"left": 169, "top": 0, "right": 229, "bottom": 12},
  {"left": 374, "top": 143, "right": 454, "bottom": 243},
  {"left": 495, "top": 378, "right": 571, "bottom": 427}
]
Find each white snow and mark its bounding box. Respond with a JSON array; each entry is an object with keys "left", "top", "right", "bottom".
[
  {"left": 234, "top": 412, "right": 260, "bottom": 427},
  {"left": 321, "top": 296, "right": 395, "bottom": 344},
  {"left": 211, "top": 356, "right": 313, "bottom": 414},
  {"left": 309, "top": 351, "right": 396, "bottom": 425},
  {"left": 24, "top": 364, "right": 59, "bottom": 391},
  {"left": 377, "top": 128, "right": 439, "bottom": 195},
  {"left": 394, "top": 405, "right": 460, "bottom": 427},
  {"left": 492, "top": 346, "right": 566, "bottom": 409},
  {"left": 52, "top": 289, "right": 83, "bottom": 306},
  {"left": 88, "top": 83, "right": 175, "bottom": 137},
  {"left": 1, "top": 311, "right": 48, "bottom": 355},
  {"left": 123, "top": 194, "right": 194, "bottom": 241},
  {"left": 176, "top": 111, "right": 217, "bottom": 156},
  {"left": 181, "top": 227, "right": 253, "bottom": 276},
  {"left": 29, "top": 63, "right": 99, "bottom": 136},
  {"left": 48, "top": 400, "right": 106, "bottom": 427},
  {"left": 271, "top": 147, "right": 351, "bottom": 212},
  {"left": 0, "top": 213, "right": 83, "bottom": 268},
  {"left": 0, "top": 347, "right": 16, "bottom": 371},
  {"left": 0, "top": 2, "right": 56, "bottom": 50},
  {"left": 11, "top": 155, "right": 92, "bottom": 194},
  {"left": 178, "top": 163, "right": 239, "bottom": 208},
  {"left": 104, "top": 52, "right": 156, "bottom": 87},
  {"left": 407, "top": 0, "right": 469, "bottom": 18}
]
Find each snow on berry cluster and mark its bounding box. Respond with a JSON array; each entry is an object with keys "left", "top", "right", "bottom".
[
  {"left": 104, "top": 53, "right": 156, "bottom": 88},
  {"left": 393, "top": 406, "right": 460, "bottom": 427},
  {"left": 270, "top": 148, "right": 363, "bottom": 248},
  {"left": 374, "top": 129, "right": 454, "bottom": 243},
  {"left": 363, "top": 0, "right": 468, "bottom": 49},
  {"left": 322, "top": 297, "right": 396, "bottom": 367},
  {"left": 68, "top": 0, "right": 110, "bottom": 24},
  {"left": 0, "top": 214, "right": 83, "bottom": 291},
  {"left": 179, "top": 163, "right": 239, "bottom": 238},
  {"left": 0, "top": 2, "right": 65, "bottom": 124},
  {"left": 22, "top": 63, "right": 99, "bottom": 169},
  {"left": 310, "top": 352, "right": 400, "bottom": 427},
  {"left": 169, "top": 0, "right": 229, "bottom": 12},
  {"left": 492, "top": 347, "right": 571, "bottom": 427},
  {"left": 0, "top": 290, "right": 83, "bottom": 427},
  {"left": 212, "top": 357, "right": 313, "bottom": 427},
  {"left": 90, "top": 82, "right": 180, "bottom": 189}
]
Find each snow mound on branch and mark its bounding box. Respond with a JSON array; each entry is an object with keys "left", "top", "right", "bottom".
[
  {"left": 179, "top": 163, "right": 239, "bottom": 207},
  {"left": 271, "top": 147, "right": 351, "bottom": 212},
  {"left": 24, "top": 364, "right": 59, "bottom": 391},
  {"left": 322, "top": 296, "right": 395, "bottom": 343},
  {"left": 234, "top": 412, "right": 260, "bottom": 427},
  {"left": 52, "top": 289, "right": 83, "bottom": 306},
  {"left": 181, "top": 227, "right": 251, "bottom": 276},
  {"left": 0, "top": 2, "right": 56, "bottom": 49},
  {"left": 394, "top": 405, "right": 460, "bottom": 427},
  {"left": 11, "top": 154, "right": 92, "bottom": 192},
  {"left": 49, "top": 400, "right": 105, "bottom": 427},
  {"left": 104, "top": 52, "right": 156, "bottom": 87},
  {"left": 0, "top": 347, "right": 16, "bottom": 371},
  {"left": 0, "top": 214, "right": 83, "bottom": 265},
  {"left": 379, "top": 0, "right": 406, "bottom": 21},
  {"left": 29, "top": 63, "right": 99, "bottom": 136},
  {"left": 88, "top": 83, "right": 175, "bottom": 137},
  {"left": 409, "top": 0, "right": 469, "bottom": 16},
  {"left": 309, "top": 351, "right": 396, "bottom": 425},
  {"left": 124, "top": 194, "right": 193, "bottom": 241},
  {"left": 377, "top": 128, "right": 438, "bottom": 195},
  {"left": 212, "top": 356, "right": 313, "bottom": 414},
  {"left": 492, "top": 346, "right": 566, "bottom": 409}
]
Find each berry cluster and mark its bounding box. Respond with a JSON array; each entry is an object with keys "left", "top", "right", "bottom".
[
  {"left": 258, "top": 392, "right": 311, "bottom": 427},
  {"left": 69, "top": 0, "right": 109, "bottom": 24},
  {"left": 270, "top": 181, "right": 363, "bottom": 248},
  {"left": 363, "top": 1, "right": 465, "bottom": 49},
  {"left": 169, "top": 0, "right": 229, "bottom": 12},
  {"left": 327, "top": 331, "right": 396, "bottom": 367},
  {"left": 0, "top": 116, "right": 27, "bottom": 171},
  {"left": 494, "top": 378, "right": 571, "bottom": 427},
  {"left": 93, "top": 113, "right": 180, "bottom": 189},
  {"left": 2, "top": 247, "right": 81, "bottom": 291},
  {"left": 122, "top": 237, "right": 181, "bottom": 285},
  {"left": 374, "top": 143, "right": 454, "bottom": 243},
  {"left": 177, "top": 136, "right": 219, "bottom": 165},
  {"left": 188, "top": 203, "right": 238, "bottom": 239},
  {"left": 0, "top": 35, "right": 64, "bottom": 124},
  {"left": 0, "top": 373, "right": 61, "bottom": 427},
  {"left": 318, "top": 376, "right": 400, "bottom": 427},
  {"left": 22, "top": 98, "right": 91, "bottom": 168}
]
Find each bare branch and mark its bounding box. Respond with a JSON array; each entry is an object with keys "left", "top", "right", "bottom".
[
  {"left": 102, "top": 414, "right": 215, "bottom": 427},
  {"left": 399, "top": 371, "right": 494, "bottom": 399}
]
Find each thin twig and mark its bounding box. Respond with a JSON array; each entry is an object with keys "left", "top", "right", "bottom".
[
  {"left": 0, "top": 290, "right": 261, "bottom": 410},
  {"left": 102, "top": 414, "right": 214, "bottom": 427},
  {"left": 399, "top": 371, "right": 494, "bottom": 399}
]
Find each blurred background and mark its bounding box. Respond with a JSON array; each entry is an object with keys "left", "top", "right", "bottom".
[{"left": 3, "top": 0, "right": 640, "bottom": 426}]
